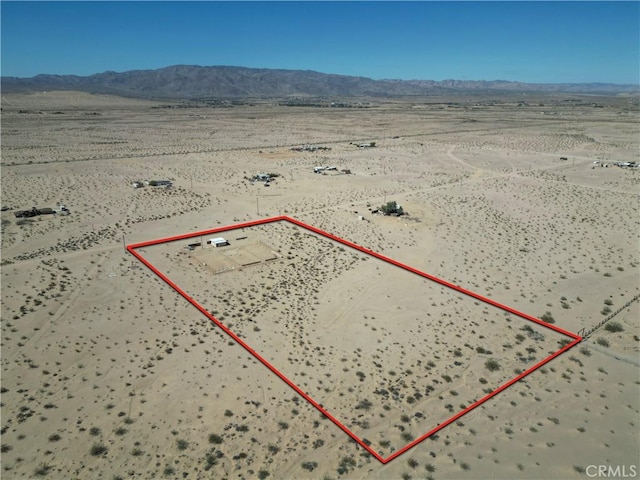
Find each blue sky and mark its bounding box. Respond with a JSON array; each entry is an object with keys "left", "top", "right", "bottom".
[{"left": 1, "top": 1, "right": 638, "bottom": 84}]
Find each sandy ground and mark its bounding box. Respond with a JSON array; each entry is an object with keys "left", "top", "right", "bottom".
[{"left": 1, "top": 91, "right": 639, "bottom": 479}]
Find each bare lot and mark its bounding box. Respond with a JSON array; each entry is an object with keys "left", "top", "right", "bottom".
[
  {"left": 138, "top": 218, "right": 572, "bottom": 458},
  {"left": 1, "top": 91, "right": 639, "bottom": 479}
]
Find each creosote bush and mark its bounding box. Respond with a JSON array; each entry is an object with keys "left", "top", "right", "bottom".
[
  {"left": 540, "top": 312, "right": 555, "bottom": 324},
  {"left": 604, "top": 322, "right": 623, "bottom": 333},
  {"left": 90, "top": 443, "right": 108, "bottom": 456},
  {"left": 485, "top": 359, "right": 500, "bottom": 372}
]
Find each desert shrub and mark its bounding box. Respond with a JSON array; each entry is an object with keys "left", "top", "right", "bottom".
[
  {"left": 596, "top": 337, "right": 609, "bottom": 347},
  {"left": 401, "top": 432, "right": 414, "bottom": 441},
  {"left": 540, "top": 312, "right": 555, "bottom": 324},
  {"left": 176, "top": 439, "right": 189, "bottom": 450},
  {"left": 33, "top": 463, "right": 53, "bottom": 476},
  {"left": 485, "top": 359, "right": 500, "bottom": 372},
  {"left": 301, "top": 461, "right": 318, "bottom": 472},
  {"left": 267, "top": 444, "right": 280, "bottom": 454},
  {"left": 604, "top": 322, "right": 623, "bottom": 333},
  {"left": 131, "top": 448, "right": 144, "bottom": 457},
  {"left": 337, "top": 456, "right": 357, "bottom": 475},
  {"left": 90, "top": 443, "right": 108, "bottom": 456},
  {"left": 163, "top": 466, "right": 175, "bottom": 476},
  {"left": 208, "top": 433, "right": 223, "bottom": 444}
]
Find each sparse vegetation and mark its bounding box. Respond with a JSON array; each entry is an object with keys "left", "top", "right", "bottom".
[
  {"left": 2, "top": 87, "right": 636, "bottom": 480},
  {"left": 302, "top": 461, "right": 318, "bottom": 472},
  {"left": 34, "top": 463, "right": 53, "bottom": 477},
  {"left": 540, "top": 312, "right": 555, "bottom": 324},
  {"left": 90, "top": 443, "right": 108, "bottom": 456},
  {"left": 604, "top": 322, "right": 624, "bottom": 333},
  {"left": 176, "top": 439, "right": 189, "bottom": 450},
  {"left": 485, "top": 358, "right": 501, "bottom": 372}
]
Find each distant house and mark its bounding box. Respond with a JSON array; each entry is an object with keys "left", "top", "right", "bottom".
[
  {"left": 147, "top": 180, "right": 172, "bottom": 187},
  {"left": 291, "top": 145, "right": 331, "bottom": 152},
  {"left": 358, "top": 142, "right": 376, "bottom": 148},
  {"left": 255, "top": 173, "right": 271, "bottom": 182},
  {"left": 14, "top": 206, "right": 54, "bottom": 217},
  {"left": 132, "top": 181, "right": 144, "bottom": 188},
  {"left": 207, "top": 237, "right": 229, "bottom": 248},
  {"left": 186, "top": 241, "right": 201, "bottom": 251},
  {"left": 314, "top": 166, "right": 338, "bottom": 173},
  {"left": 341, "top": 169, "right": 352, "bottom": 174}
]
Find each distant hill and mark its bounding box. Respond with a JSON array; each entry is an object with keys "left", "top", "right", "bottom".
[{"left": 2, "top": 65, "right": 637, "bottom": 99}]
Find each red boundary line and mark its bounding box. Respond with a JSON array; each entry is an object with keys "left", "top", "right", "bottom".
[{"left": 127, "top": 216, "right": 581, "bottom": 464}]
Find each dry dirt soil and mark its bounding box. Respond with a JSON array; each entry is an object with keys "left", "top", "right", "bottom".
[{"left": 1, "top": 91, "right": 639, "bottom": 479}]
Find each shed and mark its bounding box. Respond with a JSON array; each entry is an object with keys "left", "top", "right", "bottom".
[{"left": 208, "top": 237, "right": 229, "bottom": 247}]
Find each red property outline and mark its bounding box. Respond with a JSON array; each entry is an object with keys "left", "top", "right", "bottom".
[{"left": 127, "top": 216, "right": 582, "bottom": 464}]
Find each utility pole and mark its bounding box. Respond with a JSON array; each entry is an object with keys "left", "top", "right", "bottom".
[
  {"left": 256, "top": 196, "right": 260, "bottom": 216},
  {"left": 122, "top": 234, "right": 126, "bottom": 252}
]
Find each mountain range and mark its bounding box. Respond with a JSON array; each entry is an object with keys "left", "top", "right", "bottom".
[{"left": 2, "top": 65, "right": 637, "bottom": 99}]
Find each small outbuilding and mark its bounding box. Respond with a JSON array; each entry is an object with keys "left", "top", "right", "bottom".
[{"left": 208, "top": 237, "right": 230, "bottom": 248}]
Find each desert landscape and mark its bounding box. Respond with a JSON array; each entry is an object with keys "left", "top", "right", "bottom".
[{"left": 1, "top": 91, "right": 638, "bottom": 479}]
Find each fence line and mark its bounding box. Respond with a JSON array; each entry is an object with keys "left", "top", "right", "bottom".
[{"left": 578, "top": 293, "right": 640, "bottom": 340}]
